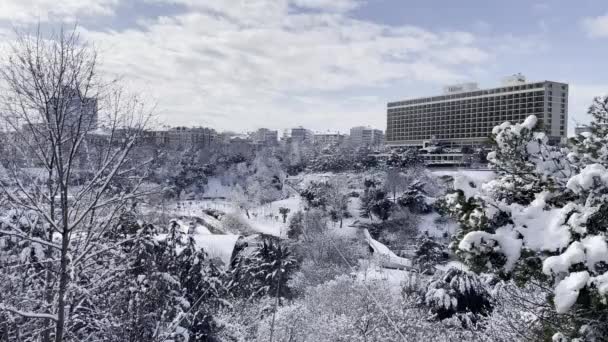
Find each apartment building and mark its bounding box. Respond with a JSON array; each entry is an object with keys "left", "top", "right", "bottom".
[
  {"left": 291, "top": 127, "right": 313, "bottom": 143},
  {"left": 386, "top": 75, "right": 568, "bottom": 147},
  {"left": 252, "top": 128, "right": 278, "bottom": 146},
  {"left": 143, "top": 126, "right": 216, "bottom": 149},
  {"left": 350, "top": 126, "right": 384, "bottom": 147},
  {"left": 313, "top": 132, "right": 347, "bottom": 146},
  {"left": 49, "top": 88, "right": 98, "bottom": 131}
]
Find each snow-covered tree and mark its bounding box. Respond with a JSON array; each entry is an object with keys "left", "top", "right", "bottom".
[
  {"left": 423, "top": 268, "right": 493, "bottom": 328},
  {"left": 443, "top": 109, "right": 608, "bottom": 339},
  {"left": 279, "top": 207, "right": 290, "bottom": 223},
  {"left": 287, "top": 211, "right": 305, "bottom": 240},
  {"left": 300, "top": 181, "right": 331, "bottom": 209},
  {"left": 165, "top": 148, "right": 209, "bottom": 200},
  {"left": 231, "top": 184, "right": 254, "bottom": 219},
  {"left": 228, "top": 239, "right": 297, "bottom": 301},
  {"left": 0, "top": 27, "right": 152, "bottom": 342},
  {"left": 385, "top": 168, "right": 407, "bottom": 202},
  {"left": 414, "top": 236, "right": 450, "bottom": 274},
  {"left": 397, "top": 180, "right": 433, "bottom": 214},
  {"left": 360, "top": 187, "right": 393, "bottom": 221},
  {"left": 326, "top": 176, "right": 350, "bottom": 228}
]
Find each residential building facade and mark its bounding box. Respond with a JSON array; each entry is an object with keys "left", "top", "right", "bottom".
[
  {"left": 291, "top": 127, "right": 313, "bottom": 143},
  {"left": 386, "top": 76, "right": 568, "bottom": 147},
  {"left": 313, "top": 132, "right": 347, "bottom": 146},
  {"left": 252, "top": 128, "right": 278, "bottom": 146},
  {"left": 350, "top": 126, "right": 384, "bottom": 147},
  {"left": 142, "top": 126, "right": 216, "bottom": 149},
  {"left": 49, "top": 88, "right": 98, "bottom": 131}
]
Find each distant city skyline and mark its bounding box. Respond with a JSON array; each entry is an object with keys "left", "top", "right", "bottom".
[{"left": 0, "top": 1, "right": 607, "bottom": 135}]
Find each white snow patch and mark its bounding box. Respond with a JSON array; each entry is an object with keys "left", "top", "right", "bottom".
[
  {"left": 567, "top": 164, "right": 608, "bottom": 193},
  {"left": 543, "top": 242, "right": 586, "bottom": 276},
  {"left": 190, "top": 234, "right": 241, "bottom": 269},
  {"left": 554, "top": 271, "right": 589, "bottom": 313},
  {"left": 459, "top": 226, "right": 523, "bottom": 271}
]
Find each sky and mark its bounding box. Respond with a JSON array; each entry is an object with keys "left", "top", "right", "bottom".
[{"left": 0, "top": 0, "right": 607, "bottom": 135}]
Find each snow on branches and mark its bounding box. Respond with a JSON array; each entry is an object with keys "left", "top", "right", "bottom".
[{"left": 443, "top": 111, "right": 608, "bottom": 334}]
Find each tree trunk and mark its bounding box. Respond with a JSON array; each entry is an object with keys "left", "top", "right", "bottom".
[
  {"left": 55, "top": 186, "right": 71, "bottom": 342},
  {"left": 54, "top": 228, "right": 70, "bottom": 342},
  {"left": 269, "top": 269, "right": 282, "bottom": 342}
]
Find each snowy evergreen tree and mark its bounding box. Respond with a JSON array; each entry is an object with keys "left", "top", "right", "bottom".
[
  {"left": 414, "top": 236, "right": 450, "bottom": 274},
  {"left": 360, "top": 188, "right": 393, "bottom": 221},
  {"left": 229, "top": 239, "right": 297, "bottom": 301},
  {"left": 423, "top": 268, "right": 492, "bottom": 328},
  {"left": 398, "top": 180, "right": 433, "bottom": 214}
]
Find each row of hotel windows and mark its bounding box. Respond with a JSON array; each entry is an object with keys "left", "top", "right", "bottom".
[
  {"left": 388, "top": 113, "right": 548, "bottom": 124},
  {"left": 386, "top": 95, "right": 567, "bottom": 118},
  {"left": 388, "top": 95, "right": 546, "bottom": 112},
  {"left": 388, "top": 101, "right": 550, "bottom": 112},
  {"left": 387, "top": 125, "right": 567, "bottom": 141},
  {"left": 389, "top": 107, "right": 546, "bottom": 118},
  {"left": 388, "top": 83, "right": 566, "bottom": 107}
]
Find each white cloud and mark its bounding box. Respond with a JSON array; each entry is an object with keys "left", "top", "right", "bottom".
[
  {"left": 581, "top": 13, "right": 608, "bottom": 38},
  {"left": 291, "top": 0, "right": 362, "bottom": 12},
  {"left": 568, "top": 84, "right": 608, "bottom": 132},
  {"left": 77, "top": 1, "right": 493, "bottom": 131},
  {"left": 0, "top": 0, "right": 119, "bottom": 23}
]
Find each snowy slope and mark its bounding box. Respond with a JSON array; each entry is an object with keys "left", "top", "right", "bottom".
[{"left": 363, "top": 229, "right": 412, "bottom": 269}]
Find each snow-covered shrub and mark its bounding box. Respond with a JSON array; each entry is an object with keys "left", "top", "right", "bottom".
[
  {"left": 401, "top": 270, "right": 428, "bottom": 297},
  {"left": 308, "top": 152, "right": 353, "bottom": 172},
  {"left": 480, "top": 281, "right": 558, "bottom": 342},
  {"left": 300, "top": 180, "right": 331, "bottom": 209},
  {"left": 0, "top": 210, "right": 54, "bottom": 340},
  {"left": 423, "top": 268, "right": 493, "bottom": 328},
  {"left": 302, "top": 208, "right": 328, "bottom": 236},
  {"left": 287, "top": 211, "right": 305, "bottom": 240},
  {"left": 386, "top": 149, "right": 423, "bottom": 168},
  {"left": 287, "top": 207, "right": 331, "bottom": 241},
  {"left": 398, "top": 180, "right": 434, "bottom": 214},
  {"left": 258, "top": 275, "right": 489, "bottom": 342},
  {"left": 289, "top": 233, "right": 368, "bottom": 295},
  {"left": 214, "top": 297, "right": 277, "bottom": 341},
  {"left": 93, "top": 217, "right": 229, "bottom": 341}
]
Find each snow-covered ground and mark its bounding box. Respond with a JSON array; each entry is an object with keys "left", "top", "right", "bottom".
[
  {"left": 358, "top": 265, "right": 414, "bottom": 288},
  {"left": 149, "top": 168, "right": 495, "bottom": 281},
  {"left": 432, "top": 168, "right": 495, "bottom": 184},
  {"left": 418, "top": 212, "right": 458, "bottom": 239}
]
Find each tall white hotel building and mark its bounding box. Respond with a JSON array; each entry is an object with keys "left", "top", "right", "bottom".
[{"left": 386, "top": 74, "right": 568, "bottom": 147}]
